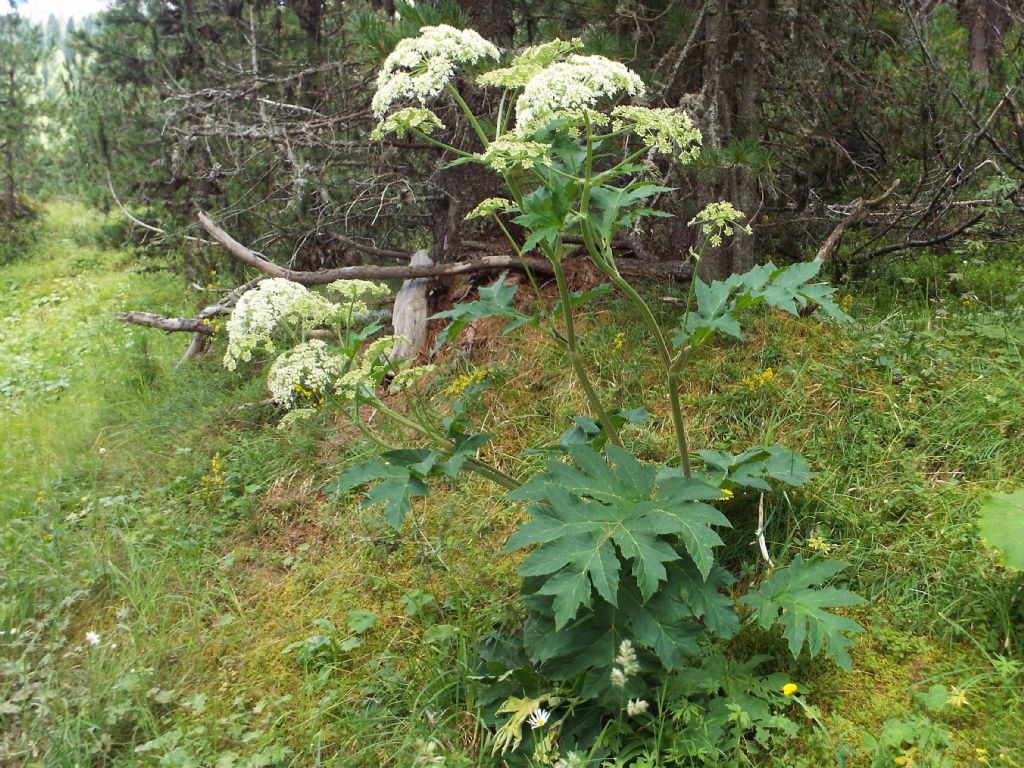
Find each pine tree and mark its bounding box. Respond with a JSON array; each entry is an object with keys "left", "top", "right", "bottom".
[{"left": 0, "top": 10, "right": 43, "bottom": 229}]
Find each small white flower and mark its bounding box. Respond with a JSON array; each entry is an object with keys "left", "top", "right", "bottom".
[
  {"left": 85, "top": 631, "right": 100, "bottom": 646},
  {"left": 610, "top": 667, "right": 627, "bottom": 688},
  {"left": 614, "top": 638, "right": 640, "bottom": 677},
  {"left": 526, "top": 707, "right": 550, "bottom": 729},
  {"left": 626, "top": 698, "right": 649, "bottom": 717}
]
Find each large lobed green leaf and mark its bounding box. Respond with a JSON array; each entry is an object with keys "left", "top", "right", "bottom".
[
  {"left": 505, "top": 445, "right": 730, "bottom": 628},
  {"left": 674, "top": 260, "right": 850, "bottom": 349},
  {"left": 739, "top": 556, "right": 865, "bottom": 670}
]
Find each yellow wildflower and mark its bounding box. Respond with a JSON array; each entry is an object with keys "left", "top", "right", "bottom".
[
  {"left": 947, "top": 687, "right": 968, "bottom": 707},
  {"left": 446, "top": 368, "right": 488, "bottom": 397},
  {"left": 612, "top": 332, "right": 625, "bottom": 351},
  {"left": 741, "top": 367, "right": 775, "bottom": 391},
  {"left": 782, "top": 683, "right": 798, "bottom": 696}
]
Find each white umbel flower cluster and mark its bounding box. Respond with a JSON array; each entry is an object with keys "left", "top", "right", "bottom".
[
  {"left": 612, "top": 106, "right": 702, "bottom": 159},
  {"left": 465, "top": 197, "right": 516, "bottom": 220},
  {"left": 267, "top": 339, "right": 341, "bottom": 409},
  {"left": 514, "top": 54, "right": 646, "bottom": 135},
  {"left": 688, "top": 201, "right": 751, "bottom": 247},
  {"left": 223, "top": 279, "right": 339, "bottom": 370},
  {"left": 334, "top": 335, "right": 406, "bottom": 398},
  {"left": 371, "top": 25, "right": 500, "bottom": 119},
  {"left": 477, "top": 38, "right": 582, "bottom": 89},
  {"left": 479, "top": 135, "right": 549, "bottom": 172},
  {"left": 370, "top": 107, "right": 445, "bottom": 140}
]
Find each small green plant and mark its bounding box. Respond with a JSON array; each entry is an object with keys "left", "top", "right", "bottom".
[{"left": 220, "top": 26, "right": 865, "bottom": 763}]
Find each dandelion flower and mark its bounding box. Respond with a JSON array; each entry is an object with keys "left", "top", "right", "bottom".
[
  {"left": 782, "top": 682, "right": 798, "bottom": 696},
  {"left": 526, "top": 707, "right": 550, "bottom": 729}
]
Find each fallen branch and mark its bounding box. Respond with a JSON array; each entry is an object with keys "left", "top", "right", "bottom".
[
  {"left": 197, "top": 210, "right": 555, "bottom": 282},
  {"left": 858, "top": 211, "right": 986, "bottom": 261},
  {"left": 815, "top": 179, "right": 901, "bottom": 262},
  {"left": 114, "top": 311, "right": 214, "bottom": 334}
]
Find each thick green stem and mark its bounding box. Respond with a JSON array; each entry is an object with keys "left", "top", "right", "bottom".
[
  {"left": 410, "top": 128, "right": 474, "bottom": 158},
  {"left": 549, "top": 252, "right": 623, "bottom": 448},
  {"left": 603, "top": 259, "right": 693, "bottom": 478},
  {"left": 445, "top": 83, "right": 490, "bottom": 148}
]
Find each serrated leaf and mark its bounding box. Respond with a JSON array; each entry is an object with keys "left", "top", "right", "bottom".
[
  {"left": 697, "top": 446, "right": 813, "bottom": 490},
  {"left": 654, "top": 476, "right": 732, "bottom": 578},
  {"left": 506, "top": 446, "right": 729, "bottom": 627},
  {"left": 739, "top": 556, "right": 865, "bottom": 670},
  {"left": 442, "top": 431, "right": 492, "bottom": 476},
  {"left": 673, "top": 557, "right": 740, "bottom": 639},
  {"left": 429, "top": 273, "right": 529, "bottom": 352},
  {"left": 329, "top": 460, "right": 426, "bottom": 528},
  {"left": 619, "top": 577, "right": 703, "bottom": 670},
  {"left": 977, "top": 488, "right": 1024, "bottom": 570}
]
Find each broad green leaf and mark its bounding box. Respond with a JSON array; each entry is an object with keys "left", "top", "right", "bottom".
[
  {"left": 429, "top": 273, "right": 530, "bottom": 352},
  {"left": 346, "top": 609, "right": 378, "bottom": 633},
  {"left": 673, "top": 261, "right": 849, "bottom": 349},
  {"left": 506, "top": 446, "right": 729, "bottom": 626},
  {"left": 619, "top": 577, "right": 703, "bottom": 670},
  {"left": 328, "top": 460, "right": 427, "bottom": 529},
  {"left": 557, "top": 407, "right": 650, "bottom": 452},
  {"left": 441, "top": 430, "right": 492, "bottom": 476},
  {"left": 673, "top": 558, "right": 740, "bottom": 639},
  {"left": 977, "top": 488, "right": 1024, "bottom": 570},
  {"left": 697, "top": 446, "right": 813, "bottom": 490},
  {"left": 739, "top": 556, "right": 865, "bottom": 670},
  {"left": 654, "top": 476, "right": 732, "bottom": 578}
]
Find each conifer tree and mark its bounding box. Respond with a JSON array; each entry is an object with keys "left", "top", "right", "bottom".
[{"left": 0, "top": 10, "right": 42, "bottom": 229}]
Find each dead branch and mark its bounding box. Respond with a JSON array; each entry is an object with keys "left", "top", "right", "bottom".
[
  {"left": 197, "top": 209, "right": 557, "bottom": 281},
  {"left": 815, "top": 179, "right": 901, "bottom": 262},
  {"left": 114, "top": 311, "right": 214, "bottom": 334},
  {"left": 858, "top": 211, "right": 986, "bottom": 261}
]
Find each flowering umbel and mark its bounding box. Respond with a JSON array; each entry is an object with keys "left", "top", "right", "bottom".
[
  {"left": 371, "top": 25, "right": 500, "bottom": 119},
  {"left": 513, "top": 54, "right": 646, "bottom": 135}
]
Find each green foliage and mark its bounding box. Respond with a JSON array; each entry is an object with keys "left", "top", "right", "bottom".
[
  {"left": 977, "top": 489, "right": 1024, "bottom": 570},
  {"left": 675, "top": 261, "right": 850, "bottom": 350},
  {"left": 429, "top": 272, "right": 531, "bottom": 353},
  {"left": 506, "top": 445, "right": 730, "bottom": 627},
  {"left": 740, "top": 557, "right": 866, "bottom": 671}
]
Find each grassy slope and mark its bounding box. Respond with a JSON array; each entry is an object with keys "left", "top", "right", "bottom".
[{"left": 1, "top": 202, "right": 1021, "bottom": 767}]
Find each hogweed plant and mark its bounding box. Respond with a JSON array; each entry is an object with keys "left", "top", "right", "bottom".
[{"left": 223, "top": 25, "right": 866, "bottom": 764}]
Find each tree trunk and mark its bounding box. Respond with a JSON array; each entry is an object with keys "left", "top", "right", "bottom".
[
  {"left": 4, "top": 66, "right": 13, "bottom": 229},
  {"left": 960, "top": 0, "right": 1014, "bottom": 73},
  {"left": 696, "top": 0, "right": 767, "bottom": 280},
  {"left": 429, "top": 0, "right": 514, "bottom": 263}
]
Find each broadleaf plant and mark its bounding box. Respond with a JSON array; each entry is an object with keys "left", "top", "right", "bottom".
[{"left": 220, "top": 25, "right": 869, "bottom": 763}]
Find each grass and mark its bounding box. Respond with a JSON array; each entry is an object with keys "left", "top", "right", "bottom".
[{"left": 1, "top": 202, "right": 1022, "bottom": 766}]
